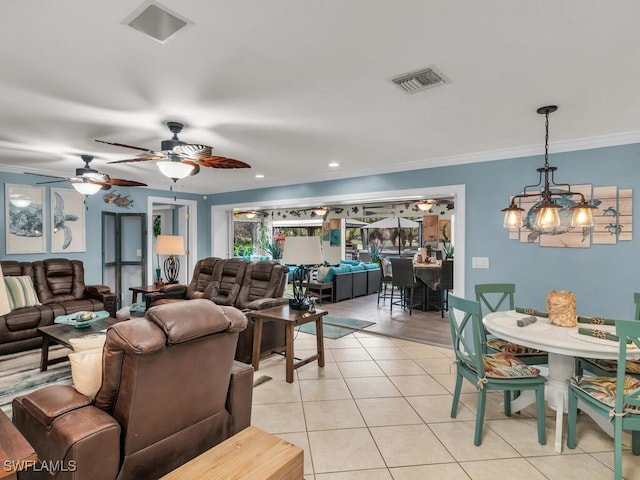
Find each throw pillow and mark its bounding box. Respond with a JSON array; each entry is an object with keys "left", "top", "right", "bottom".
[
  {"left": 69, "top": 348, "right": 103, "bottom": 399},
  {"left": 4, "top": 276, "right": 40, "bottom": 310},
  {"left": 317, "top": 266, "right": 330, "bottom": 282},
  {"left": 69, "top": 334, "right": 107, "bottom": 351},
  {"left": 68, "top": 334, "right": 106, "bottom": 399}
]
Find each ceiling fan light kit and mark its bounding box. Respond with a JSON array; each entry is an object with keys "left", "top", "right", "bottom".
[
  {"left": 502, "top": 105, "right": 597, "bottom": 230},
  {"left": 157, "top": 159, "right": 194, "bottom": 181},
  {"left": 73, "top": 181, "right": 103, "bottom": 196}
]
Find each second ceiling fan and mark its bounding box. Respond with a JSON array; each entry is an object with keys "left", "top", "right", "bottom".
[{"left": 96, "top": 121, "right": 251, "bottom": 181}]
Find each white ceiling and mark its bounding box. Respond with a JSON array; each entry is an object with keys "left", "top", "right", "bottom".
[{"left": 1, "top": 1, "right": 640, "bottom": 195}]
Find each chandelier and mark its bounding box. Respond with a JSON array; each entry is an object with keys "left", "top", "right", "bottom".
[{"left": 502, "top": 105, "right": 597, "bottom": 230}]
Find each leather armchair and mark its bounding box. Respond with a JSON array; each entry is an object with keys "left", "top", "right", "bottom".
[
  {"left": 208, "top": 258, "right": 248, "bottom": 306},
  {"left": 12, "top": 299, "right": 254, "bottom": 480},
  {"left": 145, "top": 257, "right": 223, "bottom": 308},
  {"left": 33, "top": 259, "right": 117, "bottom": 318},
  {"left": 234, "top": 261, "right": 290, "bottom": 364}
]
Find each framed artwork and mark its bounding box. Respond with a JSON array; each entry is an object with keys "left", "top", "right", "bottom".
[
  {"left": 330, "top": 229, "right": 341, "bottom": 246},
  {"left": 5, "top": 184, "right": 46, "bottom": 254},
  {"left": 322, "top": 221, "right": 330, "bottom": 241},
  {"left": 51, "top": 187, "right": 86, "bottom": 253}
]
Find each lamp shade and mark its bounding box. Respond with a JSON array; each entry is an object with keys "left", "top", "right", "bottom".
[
  {"left": 0, "top": 265, "right": 11, "bottom": 316},
  {"left": 281, "top": 236, "right": 323, "bottom": 265},
  {"left": 155, "top": 235, "right": 185, "bottom": 255}
]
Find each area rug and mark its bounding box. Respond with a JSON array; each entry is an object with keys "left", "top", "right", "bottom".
[
  {"left": 0, "top": 346, "right": 72, "bottom": 416},
  {"left": 296, "top": 315, "right": 375, "bottom": 340}
]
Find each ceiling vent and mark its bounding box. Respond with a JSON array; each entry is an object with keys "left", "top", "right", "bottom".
[
  {"left": 123, "top": 1, "right": 193, "bottom": 43},
  {"left": 391, "top": 66, "right": 448, "bottom": 94}
]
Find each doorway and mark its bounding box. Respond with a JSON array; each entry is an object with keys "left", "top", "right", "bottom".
[
  {"left": 147, "top": 196, "right": 198, "bottom": 286},
  {"left": 210, "top": 184, "right": 466, "bottom": 299},
  {"left": 102, "top": 212, "right": 146, "bottom": 308}
]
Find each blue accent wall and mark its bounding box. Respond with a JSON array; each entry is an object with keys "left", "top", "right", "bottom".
[
  {"left": 3, "top": 142, "right": 638, "bottom": 318},
  {"left": 1, "top": 171, "right": 206, "bottom": 286},
  {"left": 209, "top": 142, "right": 640, "bottom": 319}
]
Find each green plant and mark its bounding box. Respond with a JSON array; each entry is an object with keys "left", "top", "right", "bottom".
[
  {"left": 440, "top": 224, "right": 454, "bottom": 258},
  {"left": 261, "top": 240, "right": 282, "bottom": 259},
  {"left": 369, "top": 240, "right": 382, "bottom": 263}
]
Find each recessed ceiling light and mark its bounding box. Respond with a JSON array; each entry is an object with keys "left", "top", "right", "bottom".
[
  {"left": 328, "top": 162, "right": 340, "bottom": 168},
  {"left": 255, "top": 174, "right": 264, "bottom": 179}
]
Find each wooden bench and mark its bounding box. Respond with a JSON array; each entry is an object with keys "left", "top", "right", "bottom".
[{"left": 161, "top": 426, "right": 303, "bottom": 480}]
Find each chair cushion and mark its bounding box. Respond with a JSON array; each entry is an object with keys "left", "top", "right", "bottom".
[
  {"left": 4, "top": 275, "right": 40, "bottom": 310},
  {"left": 582, "top": 358, "right": 640, "bottom": 375},
  {"left": 480, "top": 352, "right": 540, "bottom": 378},
  {"left": 487, "top": 338, "right": 546, "bottom": 356},
  {"left": 571, "top": 375, "right": 640, "bottom": 414}
]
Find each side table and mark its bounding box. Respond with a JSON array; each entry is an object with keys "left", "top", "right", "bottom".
[
  {"left": 129, "top": 285, "right": 163, "bottom": 304},
  {"left": 0, "top": 409, "right": 37, "bottom": 479},
  {"left": 304, "top": 281, "right": 333, "bottom": 304},
  {"left": 249, "top": 305, "right": 327, "bottom": 383}
]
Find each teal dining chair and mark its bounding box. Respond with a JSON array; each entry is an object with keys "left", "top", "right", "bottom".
[
  {"left": 448, "top": 294, "right": 547, "bottom": 446},
  {"left": 475, "top": 283, "right": 548, "bottom": 365},
  {"left": 575, "top": 292, "right": 640, "bottom": 378},
  {"left": 567, "top": 318, "right": 640, "bottom": 480}
]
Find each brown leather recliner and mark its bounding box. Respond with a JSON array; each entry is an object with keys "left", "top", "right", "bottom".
[
  {"left": 208, "top": 258, "right": 248, "bottom": 306},
  {"left": 144, "top": 257, "right": 223, "bottom": 307},
  {"left": 234, "top": 261, "right": 290, "bottom": 363},
  {"left": 33, "top": 259, "right": 117, "bottom": 317},
  {"left": 0, "top": 259, "right": 116, "bottom": 355},
  {"left": 12, "top": 299, "right": 254, "bottom": 480}
]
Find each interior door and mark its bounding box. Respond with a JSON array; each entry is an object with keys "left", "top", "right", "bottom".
[{"left": 102, "top": 212, "right": 147, "bottom": 308}]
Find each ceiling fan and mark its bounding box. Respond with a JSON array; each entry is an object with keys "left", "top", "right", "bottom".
[
  {"left": 26, "top": 155, "right": 147, "bottom": 195},
  {"left": 96, "top": 121, "right": 251, "bottom": 181}
]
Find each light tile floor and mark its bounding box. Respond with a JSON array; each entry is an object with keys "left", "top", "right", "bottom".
[{"left": 251, "top": 330, "right": 640, "bottom": 479}]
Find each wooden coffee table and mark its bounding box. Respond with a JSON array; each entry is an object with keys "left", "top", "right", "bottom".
[
  {"left": 249, "top": 305, "right": 327, "bottom": 383},
  {"left": 37, "top": 317, "right": 117, "bottom": 371}
]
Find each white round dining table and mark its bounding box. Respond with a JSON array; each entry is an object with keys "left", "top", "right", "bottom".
[{"left": 483, "top": 310, "right": 640, "bottom": 453}]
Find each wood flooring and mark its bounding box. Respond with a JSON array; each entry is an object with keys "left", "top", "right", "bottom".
[{"left": 317, "top": 292, "right": 452, "bottom": 349}]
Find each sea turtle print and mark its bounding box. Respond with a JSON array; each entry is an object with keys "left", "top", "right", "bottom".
[{"left": 53, "top": 191, "right": 79, "bottom": 249}]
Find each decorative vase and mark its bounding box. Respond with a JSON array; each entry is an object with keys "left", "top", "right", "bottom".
[{"left": 546, "top": 290, "right": 577, "bottom": 327}]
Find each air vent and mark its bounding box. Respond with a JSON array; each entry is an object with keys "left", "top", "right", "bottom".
[
  {"left": 391, "top": 67, "right": 448, "bottom": 94},
  {"left": 124, "top": 1, "right": 192, "bottom": 43}
]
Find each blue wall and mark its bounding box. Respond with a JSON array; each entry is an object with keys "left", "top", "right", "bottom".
[
  {"left": 209, "top": 143, "right": 640, "bottom": 319},
  {"left": 3, "top": 142, "right": 639, "bottom": 318},
  {"left": 1, "top": 172, "right": 207, "bottom": 286}
]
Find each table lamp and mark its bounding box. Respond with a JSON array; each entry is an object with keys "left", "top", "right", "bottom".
[
  {"left": 155, "top": 235, "right": 185, "bottom": 284},
  {"left": 0, "top": 265, "right": 11, "bottom": 316},
  {"left": 281, "top": 236, "right": 324, "bottom": 310}
]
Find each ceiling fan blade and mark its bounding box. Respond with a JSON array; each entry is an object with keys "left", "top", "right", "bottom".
[
  {"left": 23, "top": 172, "right": 66, "bottom": 180},
  {"left": 36, "top": 179, "right": 70, "bottom": 185},
  {"left": 201, "top": 156, "right": 251, "bottom": 169},
  {"left": 95, "top": 139, "right": 155, "bottom": 153},
  {"left": 105, "top": 179, "right": 148, "bottom": 187},
  {"left": 107, "top": 155, "right": 163, "bottom": 164}
]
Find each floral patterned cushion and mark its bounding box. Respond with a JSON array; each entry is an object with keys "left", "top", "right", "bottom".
[
  {"left": 571, "top": 375, "right": 640, "bottom": 414},
  {"left": 582, "top": 358, "right": 640, "bottom": 375},
  {"left": 487, "top": 338, "right": 546, "bottom": 356},
  {"left": 475, "top": 352, "right": 540, "bottom": 378}
]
